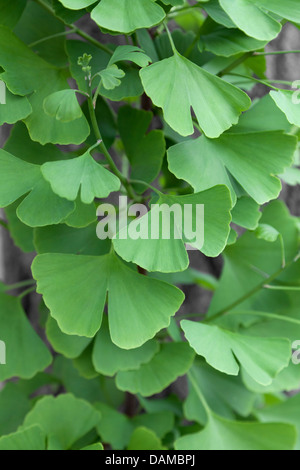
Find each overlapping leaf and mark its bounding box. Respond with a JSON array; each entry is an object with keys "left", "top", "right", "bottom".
[
  {"left": 113, "top": 186, "right": 232, "bottom": 273},
  {"left": 116, "top": 343, "right": 195, "bottom": 396},
  {"left": 22, "top": 394, "right": 101, "bottom": 450},
  {"left": 0, "top": 293, "right": 52, "bottom": 381},
  {"left": 0, "top": 150, "right": 75, "bottom": 227},
  {"left": 32, "top": 252, "right": 185, "bottom": 348},
  {"left": 182, "top": 320, "right": 290, "bottom": 385},
  {"left": 0, "top": 27, "right": 89, "bottom": 145},
  {"left": 168, "top": 131, "right": 296, "bottom": 205}
]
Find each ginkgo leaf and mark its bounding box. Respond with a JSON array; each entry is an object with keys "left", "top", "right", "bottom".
[
  {"left": 43, "top": 90, "right": 83, "bottom": 123},
  {"left": 113, "top": 186, "right": 232, "bottom": 273},
  {"left": 256, "top": 394, "right": 300, "bottom": 450},
  {"left": 231, "top": 197, "right": 261, "bottom": 230},
  {"left": 140, "top": 51, "right": 251, "bottom": 138},
  {"left": 0, "top": 27, "right": 90, "bottom": 145},
  {"left": 58, "top": 0, "right": 97, "bottom": 8},
  {"left": 116, "top": 343, "right": 195, "bottom": 396},
  {"left": 98, "top": 65, "right": 125, "bottom": 90},
  {"left": 109, "top": 45, "right": 152, "bottom": 68},
  {"left": 32, "top": 252, "right": 185, "bottom": 348},
  {"left": 46, "top": 316, "right": 92, "bottom": 359},
  {"left": 91, "top": 0, "right": 166, "bottom": 34},
  {"left": 127, "top": 427, "right": 165, "bottom": 451},
  {"left": 208, "top": 201, "right": 299, "bottom": 316},
  {"left": 184, "top": 361, "right": 256, "bottom": 424},
  {"left": 41, "top": 149, "right": 120, "bottom": 204},
  {"left": 270, "top": 90, "right": 300, "bottom": 127},
  {"left": 0, "top": 90, "right": 32, "bottom": 125},
  {"left": 118, "top": 106, "right": 165, "bottom": 187},
  {"left": 219, "top": 0, "right": 282, "bottom": 41},
  {"left": 92, "top": 318, "right": 159, "bottom": 376},
  {"left": 199, "top": 26, "right": 268, "bottom": 57},
  {"left": 175, "top": 414, "right": 296, "bottom": 450},
  {"left": 181, "top": 320, "right": 290, "bottom": 385},
  {"left": 0, "top": 292, "right": 52, "bottom": 381},
  {"left": 167, "top": 132, "right": 296, "bottom": 204},
  {"left": 0, "top": 150, "right": 75, "bottom": 227},
  {"left": 0, "top": 0, "right": 27, "bottom": 28},
  {"left": 22, "top": 394, "right": 101, "bottom": 450},
  {"left": 0, "top": 426, "right": 46, "bottom": 451},
  {"left": 259, "top": 0, "right": 300, "bottom": 24}
]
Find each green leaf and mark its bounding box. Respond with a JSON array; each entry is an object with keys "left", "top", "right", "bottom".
[
  {"left": 98, "top": 65, "right": 125, "bottom": 90},
  {"left": 259, "top": 0, "right": 300, "bottom": 24},
  {"left": 5, "top": 200, "right": 35, "bottom": 252},
  {"left": 82, "top": 443, "right": 104, "bottom": 450},
  {"left": 0, "top": 426, "right": 46, "bottom": 451},
  {"left": 255, "top": 224, "right": 280, "bottom": 243},
  {"left": 42, "top": 149, "right": 120, "bottom": 204},
  {"left": 46, "top": 316, "right": 92, "bottom": 359},
  {"left": 140, "top": 50, "right": 251, "bottom": 138},
  {"left": 184, "top": 361, "right": 256, "bottom": 424},
  {"left": 113, "top": 186, "right": 232, "bottom": 273},
  {"left": 181, "top": 320, "right": 290, "bottom": 385},
  {"left": 58, "top": 0, "right": 97, "bottom": 8},
  {"left": 23, "top": 394, "right": 101, "bottom": 450},
  {"left": 32, "top": 252, "right": 185, "bottom": 348},
  {"left": 0, "top": 383, "right": 31, "bottom": 436},
  {"left": 208, "top": 201, "right": 299, "bottom": 316},
  {"left": 127, "top": 427, "right": 165, "bottom": 450},
  {"left": 219, "top": 0, "right": 282, "bottom": 41},
  {"left": 175, "top": 413, "right": 296, "bottom": 450},
  {"left": 231, "top": 197, "right": 261, "bottom": 230},
  {"left": 34, "top": 222, "right": 109, "bottom": 256},
  {"left": 0, "top": 293, "right": 52, "bottom": 381},
  {"left": 0, "top": 27, "right": 90, "bottom": 145},
  {"left": 168, "top": 132, "right": 296, "bottom": 204},
  {"left": 116, "top": 342, "right": 195, "bottom": 396},
  {"left": 0, "top": 0, "right": 27, "bottom": 28},
  {"left": 270, "top": 90, "right": 300, "bottom": 127},
  {"left": 43, "top": 90, "right": 83, "bottom": 123},
  {"left": 0, "top": 90, "right": 32, "bottom": 125},
  {"left": 199, "top": 26, "right": 268, "bottom": 57},
  {"left": 91, "top": 0, "right": 166, "bottom": 34},
  {"left": 256, "top": 394, "right": 300, "bottom": 450},
  {"left": 109, "top": 45, "right": 152, "bottom": 68},
  {"left": 118, "top": 106, "right": 166, "bottom": 187},
  {"left": 92, "top": 317, "right": 159, "bottom": 376}
]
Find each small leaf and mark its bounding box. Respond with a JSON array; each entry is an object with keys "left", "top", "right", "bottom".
[
  {"left": 109, "top": 45, "right": 152, "bottom": 68},
  {"left": 255, "top": 224, "right": 280, "bottom": 243},
  {"left": 116, "top": 342, "right": 195, "bottom": 396},
  {"left": 98, "top": 65, "right": 125, "bottom": 91},
  {"left": 42, "top": 148, "right": 120, "bottom": 204},
  {"left": 43, "top": 90, "right": 83, "bottom": 123}
]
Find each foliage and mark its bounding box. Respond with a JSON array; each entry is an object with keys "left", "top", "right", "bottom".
[{"left": 0, "top": 0, "right": 299, "bottom": 451}]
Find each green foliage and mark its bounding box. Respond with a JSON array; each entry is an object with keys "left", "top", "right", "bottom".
[{"left": 0, "top": 0, "right": 299, "bottom": 451}]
